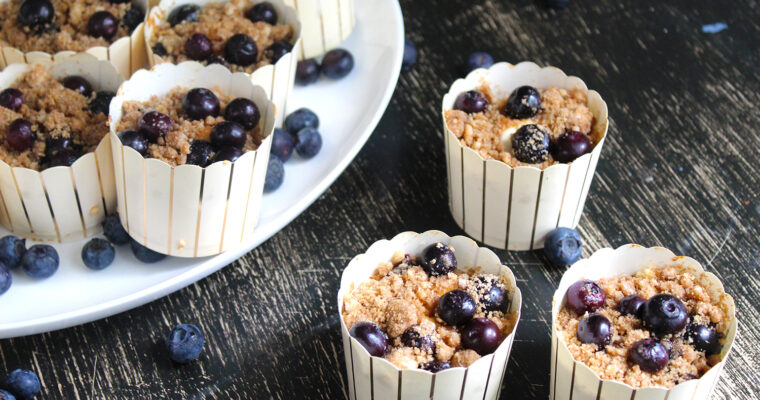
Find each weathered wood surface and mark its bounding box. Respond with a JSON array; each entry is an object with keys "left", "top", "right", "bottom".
[{"left": 2, "top": 0, "right": 759, "bottom": 398}]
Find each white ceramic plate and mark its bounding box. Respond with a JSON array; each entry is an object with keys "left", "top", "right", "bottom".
[{"left": 0, "top": 0, "right": 404, "bottom": 339}]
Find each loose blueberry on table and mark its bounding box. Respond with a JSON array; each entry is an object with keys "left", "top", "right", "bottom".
[
  {"left": 21, "top": 244, "right": 59, "bottom": 279},
  {"left": 284, "top": 108, "right": 319, "bottom": 135},
  {"left": 166, "top": 324, "right": 205, "bottom": 363},
  {"left": 0, "top": 235, "right": 26, "bottom": 269},
  {"left": 0, "top": 262, "right": 11, "bottom": 296},
  {"left": 81, "top": 238, "right": 116, "bottom": 270},
  {"left": 2, "top": 369, "right": 41, "bottom": 400},
  {"left": 102, "top": 213, "right": 131, "bottom": 245},
  {"left": 270, "top": 128, "right": 295, "bottom": 162},
  {"left": 0, "top": 389, "right": 15, "bottom": 400},
  {"left": 466, "top": 51, "right": 494, "bottom": 72},
  {"left": 264, "top": 156, "right": 284, "bottom": 192},
  {"left": 321, "top": 48, "right": 354, "bottom": 79},
  {"left": 130, "top": 240, "right": 166, "bottom": 263},
  {"left": 294, "top": 127, "right": 322, "bottom": 159},
  {"left": 402, "top": 39, "right": 417, "bottom": 71},
  {"left": 543, "top": 227, "right": 582, "bottom": 266},
  {"left": 295, "top": 59, "right": 321, "bottom": 85}
]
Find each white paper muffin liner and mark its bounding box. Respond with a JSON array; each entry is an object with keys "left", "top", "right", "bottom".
[
  {"left": 0, "top": 0, "right": 149, "bottom": 79},
  {"left": 282, "top": 0, "right": 355, "bottom": 59},
  {"left": 0, "top": 53, "right": 123, "bottom": 242},
  {"left": 550, "top": 244, "right": 737, "bottom": 400},
  {"left": 338, "top": 230, "right": 523, "bottom": 400},
  {"left": 442, "top": 62, "right": 609, "bottom": 251},
  {"left": 144, "top": 0, "right": 302, "bottom": 127},
  {"left": 108, "top": 61, "right": 275, "bottom": 257}
]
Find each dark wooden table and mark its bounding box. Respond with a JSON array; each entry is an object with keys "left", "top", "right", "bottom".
[{"left": 2, "top": 0, "right": 759, "bottom": 398}]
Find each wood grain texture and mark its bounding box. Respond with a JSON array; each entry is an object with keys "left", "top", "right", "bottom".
[{"left": 2, "top": 0, "right": 760, "bottom": 398}]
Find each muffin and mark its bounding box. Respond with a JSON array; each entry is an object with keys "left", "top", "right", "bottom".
[
  {"left": 282, "top": 0, "right": 355, "bottom": 59},
  {"left": 442, "top": 61, "right": 609, "bottom": 251},
  {"left": 0, "top": 53, "right": 122, "bottom": 241},
  {"left": 338, "top": 231, "right": 522, "bottom": 400},
  {"left": 551, "top": 245, "right": 736, "bottom": 400}
]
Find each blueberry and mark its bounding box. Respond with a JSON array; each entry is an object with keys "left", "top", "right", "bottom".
[
  {"left": 511, "top": 124, "right": 550, "bottom": 163},
  {"left": 121, "top": 6, "right": 144, "bottom": 32},
  {"left": 205, "top": 55, "right": 229, "bottom": 67},
  {"left": 420, "top": 360, "right": 450, "bottom": 373},
  {"left": 108, "top": 0, "right": 131, "bottom": 4},
  {"left": 167, "top": 4, "right": 200, "bottom": 26},
  {"left": 212, "top": 147, "right": 243, "bottom": 163},
  {"left": 138, "top": 111, "right": 172, "bottom": 142},
  {"left": 453, "top": 90, "right": 489, "bottom": 114},
  {"left": 476, "top": 277, "right": 509, "bottom": 312},
  {"left": 0, "top": 389, "right": 15, "bottom": 400},
  {"left": 44, "top": 137, "right": 73, "bottom": 159},
  {"left": 184, "top": 33, "right": 213, "bottom": 61},
  {"left": 466, "top": 51, "right": 494, "bottom": 72},
  {"left": 81, "top": 238, "right": 115, "bottom": 270},
  {"left": 182, "top": 88, "right": 220, "bottom": 121},
  {"left": 21, "top": 244, "right": 58, "bottom": 279},
  {"left": 437, "top": 289, "right": 475, "bottom": 326},
  {"left": 117, "top": 129, "right": 149, "bottom": 156},
  {"left": 46, "top": 151, "right": 78, "bottom": 167},
  {"left": 152, "top": 42, "right": 168, "bottom": 57},
  {"left": 18, "top": 0, "right": 54, "bottom": 29},
  {"left": 0, "top": 236, "right": 26, "bottom": 269},
  {"left": 88, "top": 10, "right": 118, "bottom": 39},
  {"left": 166, "top": 323, "right": 205, "bottom": 363},
  {"left": 224, "top": 34, "right": 258, "bottom": 66},
  {"left": 267, "top": 40, "right": 292, "bottom": 63},
  {"left": 264, "top": 156, "right": 284, "bottom": 192},
  {"left": 543, "top": 227, "right": 582, "bottom": 265},
  {"left": 402, "top": 39, "right": 417, "bottom": 71},
  {"left": 546, "top": 0, "right": 570, "bottom": 9},
  {"left": 62, "top": 75, "right": 93, "bottom": 97},
  {"left": 210, "top": 121, "right": 246, "bottom": 149},
  {"left": 577, "top": 313, "right": 612, "bottom": 348},
  {"left": 0, "top": 88, "right": 24, "bottom": 111},
  {"left": 565, "top": 280, "right": 606, "bottom": 315},
  {"left": 6, "top": 119, "right": 36, "bottom": 152},
  {"left": 284, "top": 108, "right": 319, "bottom": 135},
  {"left": 628, "top": 338, "right": 669, "bottom": 373},
  {"left": 684, "top": 324, "right": 721, "bottom": 355},
  {"left": 102, "top": 213, "right": 130, "bottom": 245},
  {"left": 321, "top": 48, "right": 354, "bottom": 79},
  {"left": 2, "top": 369, "right": 40, "bottom": 400},
  {"left": 224, "top": 98, "right": 260, "bottom": 130},
  {"left": 294, "top": 127, "right": 322, "bottom": 158},
  {"left": 89, "top": 91, "right": 115, "bottom": 115},
  {"left": 130, "top": 239, "right": 166, "bottom": 263},
  {"left": 270, "top": 128, "right": 295, "bottom": 162},
  {"left": 349, "top": 321, "right": 387, "bottom": 357},
  {"left": 504, "top": 85, "right": 541, "bottom": 119},
  {"left": 245, "top": 2, "right": 277, "bottom": 24},
  {"left": 186, "top": 140, "right": 213, "bottom": 167},
  {"left": 462, "top": 317, "right": 501, "bottom": 355},
  {"left": 295, "top": 59, "right": 320, "bottom": 85},
  {"left": 618, "top": 295, "right": 646, "bottom": 317},
  {"left": 400, "top": 327, "right": 435, "bottom": 353},
  {"left": 421, "top": 242, "right": 457, "bottom": 277},
  {"left": 553, "top": 130, "right": 591, "bottom": 163},
  {"left": 642, "top": 294, "right": 688, "bottom": 335},
  {"left": 0, "top": 262, "right": 11, "bottom": 296}
]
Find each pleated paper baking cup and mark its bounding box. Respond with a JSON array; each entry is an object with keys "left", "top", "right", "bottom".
[
  {"left": 144, "top": 0, "right": 301, "bottom": 127},
  {"left": 282, "top": 0, "right": 355, "bottom": 59},
  {"left": 0, "top": 0, "right": 149, "bottom": 79},
  {"left": 108, "top": 61, "right": 275, "bottom": 257},
  {"left": 338, "top": 230, "right": 523, "bottom": 400},
  {"left": 442, "top": 62, "right": 609, "bottom": 251},
  {"left": 0, "top": 53, "right": 123, "bottom": 242},
  {"left": 550, "top": 245, "right": 737, "bottom": 400}
]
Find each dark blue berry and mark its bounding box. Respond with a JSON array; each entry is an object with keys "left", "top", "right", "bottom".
[
  {"left": 224, "top": 98, "right": 260, "bottom": 130},
  {"left": 44, "top": 137, "right": 73, "bottom": 159},
  {"left": 466, "top": 51, "right": 494, "bottom": 72},
  {"left": 400, "top": 327, "right": 435, "bottom": 353},
  {"left": 18, "top": 0, "right": 54, "bottom": 29},
  {"left": 511, "top": 124, "right": 550, "bottom": 163},
  {"left": 543, "top": 227, "right": 582, "bottom": 266},
  {"left": 183, "top": 88, "right": 219, "bottom": 120},
  {"left": 117, "top": 129, "right": 149, "bottom": 156},
  {"left": 453, "top": 90, "right": 489, "bottom": 114},
  {"left": 295, "top": 59, "right": 320, "bottom": 85},
  {"left": 0, "top": 262, "right": 11, "bottom": 296},
  {"left": 89, "top": 91, "right": 115, "bottom": 115},
  {"left": 462, "top": 317, "right": 500, "bottom": 355},
  {"left": 349, "top": 321, "right": 387, "bottom": 357},
  {"left": 21, "top": 244, "right": 58, "bottom": 279},
  {"left": 130, "top": 239, "right": 166, "bottom": 263},
  {"left": 152, "top": 42, "right": 168, "bottom": 57},
  {"left": 166, "top": 323, "right": 205, "bottom": 363},
  {"left": 0, "top": 389, "right": 15, "bottom": 400},
  {"left": 577, "top": 313, "right": 611, "bottom": 348},
  {"left": 504, "top": 85, "right": 541, "bottom": 119},
  {"left": 210, "top": 121, "right": 246, "bottom": 149},
  {"left": 294, "top": 127, "right": 322, "bottom": 158},
  {"left": 2, "top": 369, "right": 40, "bottom": 400},
  {"left": 212, "top": 146, "right": 243, "bottom": 163},
  {"left": 476, "top": 277, "right": 509, "bottom": 312},
  {"left": 565, "top": 280, "right": 606, "bottom": 314},
  {"left": 642, "top": 294, "right": 688, "bottom": 335},
  {"left": 437, "top": 289, "right": 475, "bottom": 326},
  {"left": 167, "top": 4, "right": 200, "bottom": 26},
  {"left": 267, "top": 40, "right": 292, "bottom": 63},
  {"left": 121, "top": 6, "right": 144, "bottom": 32},
  {"left": 186, "top": 140, "right": 213, "bottom": 167},
  {"left": 421, "top": 242, "right": 457, "bottom": 277},
  {"left": 102, "top": 213, "right": 130, "bottom": 245},
  {"left": 46, "top": 150, "right": 78, "bottom": 167},
  {"left": 321, "top": 48, "right": 354, "bottom": 79},
  {"left": 270, "top": 128, "right": 295, "bottom": 162},
  {"left": 88, "top": 10, "right": 118, "bottom": 39},
  {"left": 0, "top": 88, "right": 24, "bottom": 111},
  {"left": 684, "top": 324, "right": 720, "bottom": 355},
  {"left": 184, "top": 33, "right": 213, "bottom": 61},
  {"left": 246, "top": 2, "right": 277, "bottom": 24},
  {"left": 628, "top": 338, "right": 669, "bottom": 373},
  {"left": 0, "top": 235, "right": 26, "bottom": 269},
  {"left": 284, "top": 108, "right": 319, "bottom": 135},
  {"left": 264, "top": 156, "right": 284, "bottom": 192},
  {"left": 7, "top": 118, "right": 36, "bottom": 151},
  {"left": 546, "top": 0, "right": 570, "bottom": 9},
  {"left": 553, "top": 130, "right": 591, "bottom": 163},
  {"left": 420, "top": 360, "right": 450, "bottom": 373},
  {"left": 224, "top": 34, "right": 258, "bottom": 66},
  {"left": 402, "top": 39, "right": 417, "bottom": 71},
  {"left": 81, "top": 238, "right": 115, "bottom": 270},
  {"left": 62, "top": 76, "right": 93, "bottom": 97},
  {"left": 618, "top": 295, "right": 646, "bottom": 317},
  {"left": 138, "top": 111, "right": 172, "bottom": 142}
]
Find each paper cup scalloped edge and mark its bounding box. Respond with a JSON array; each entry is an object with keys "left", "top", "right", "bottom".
[
  {"left": 0, "top": 0, "right": 149, "bottom": 79},
  {"left": 441, "top": 61, "right": 610, "bottom": 251},
  {"left": 0, "top": 53, "right": 123, "bottom": 242},
  {"left": 337, "top": 230, "right": 523, "bottom": 400},
  {"left": 282, "top": 0, "right": 355, "bottom": 59},
  {"left": 143, "top": 0, "right": 302, "bottom": 127},
  {"left": 108, "top": 61, "right": 275, "bottom": 257},
  {"left": 549, "top": 244, "right": 737, "bottom": 400}
]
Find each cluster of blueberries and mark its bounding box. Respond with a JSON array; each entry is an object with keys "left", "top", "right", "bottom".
[
  {"left": 566, "top": 280, "right": 722, "bottom": 373},
  {"left": 0, "top": 76, "right": 114, "bottom": 168},
  {"left": 15, "top": 0, "right": 144, "bottom": 40},
  {"left": 348, "top": 242, "right": 511, "bottom": 373},
  {"left": 264, "top": 108, "right": 323, "bottom": 191}
]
